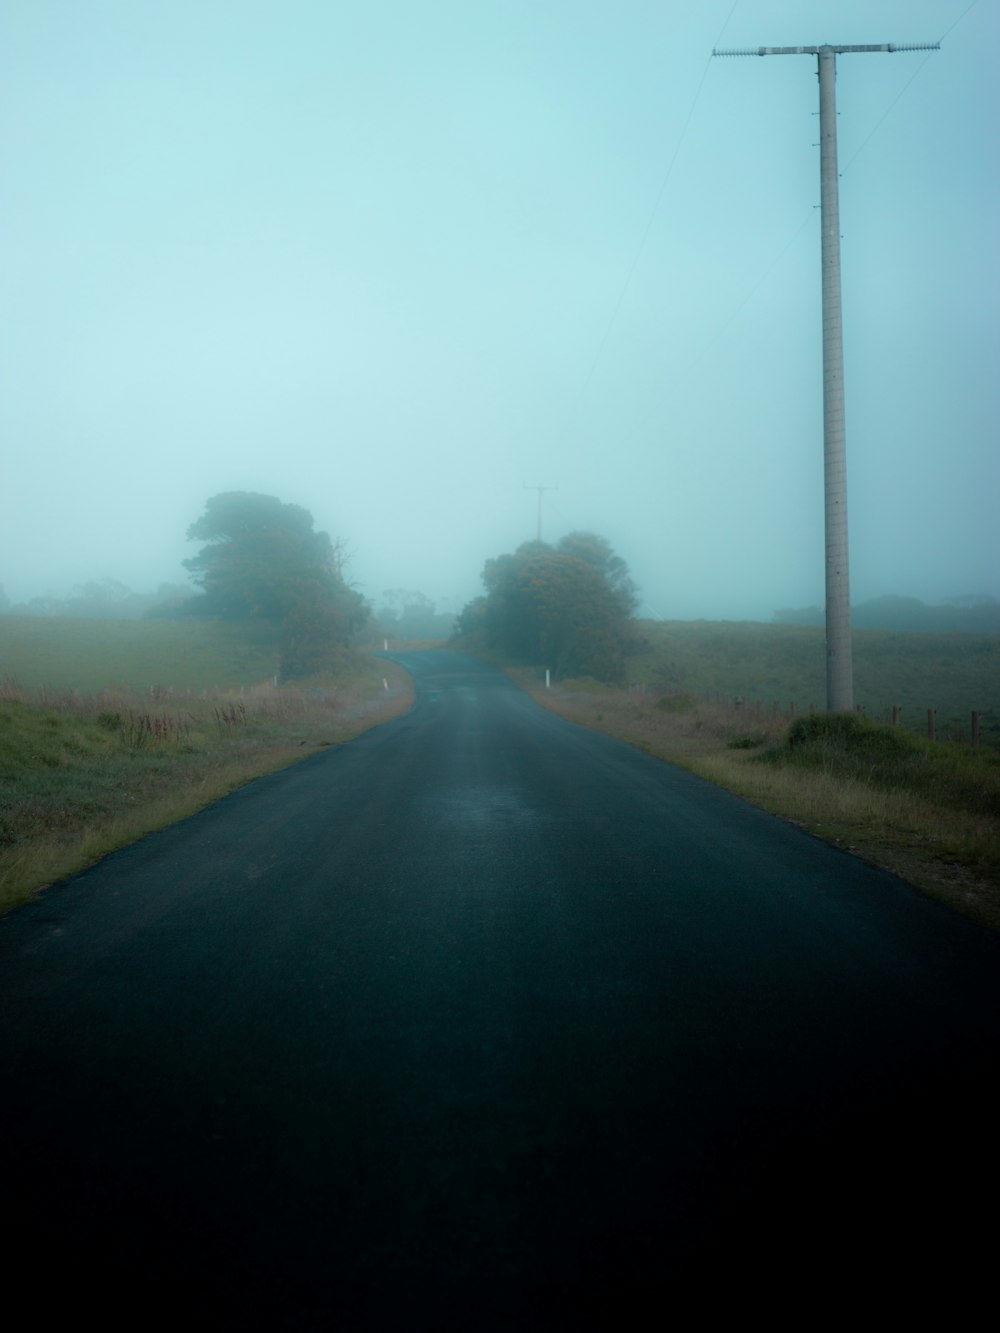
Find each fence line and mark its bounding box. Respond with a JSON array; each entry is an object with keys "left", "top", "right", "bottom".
[
  {"left": 709, "top": 692, "right": 982, "bottom": 745},
  {"left": 626, "top": 682, "right": 985, "bottom": 745}
]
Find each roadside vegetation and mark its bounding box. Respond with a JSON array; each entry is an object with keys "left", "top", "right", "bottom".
[
  {"left": 0, "top": 618, "right": 411, "bottom": 915},
  {"left": 515, "top": 670, "right": 1000, "bottom": 931},
  {"left": 1, "top": 488, "right": 447, "bottom": 915}
]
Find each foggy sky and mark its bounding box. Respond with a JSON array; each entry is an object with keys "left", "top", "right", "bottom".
[{"left": 2, "top": 0, "right": 997, "bottom": 622}]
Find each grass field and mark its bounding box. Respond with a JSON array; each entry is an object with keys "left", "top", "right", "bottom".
[
  {"left": 625, "top": 619, "right": 999, "bottom": 745},
  {"left": 0, "top": 614, "right": 282, "bottom": 692}
]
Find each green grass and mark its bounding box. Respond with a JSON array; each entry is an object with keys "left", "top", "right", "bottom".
[
  {"left": 0, "top": 617, "right": 413, "bottom": 914},
  {"left": 769, "top": 712, "right": 1000, "bottom": 817},
  {"left": 0, "top": 614, "right": 280, "bottom": 692}
]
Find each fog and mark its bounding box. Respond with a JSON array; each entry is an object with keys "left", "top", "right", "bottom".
[{"left": 2, "top": 0, "right": 996, "bottom": 623}]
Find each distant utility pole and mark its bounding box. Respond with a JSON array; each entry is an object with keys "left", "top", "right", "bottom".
[
  {"left": 712, "top": 41, "right": 938, "bottom": 712},
  {"left": 524, "top": 483, "right": 557, "bottom": 542}
]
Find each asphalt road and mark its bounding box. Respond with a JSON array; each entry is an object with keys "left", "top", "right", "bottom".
[{"left": 2, "top": 651, "right": 998, "bottom": 1327}]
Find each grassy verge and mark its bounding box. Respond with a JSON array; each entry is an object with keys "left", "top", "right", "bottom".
[
  {"left": 512, "top": 672, "right": 1000, "bottom": 932},
  {"left": 0, "top": 662, "right": 413, "bottom": 916}
]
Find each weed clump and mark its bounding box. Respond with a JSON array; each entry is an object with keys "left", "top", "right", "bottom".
[
  {"left": 728, "top": 734, "right": 767, "bottom": 750},
  {"left": 785, "top": 712, "right": 917, "bottom": 758},
  {"left": 764, "top": 712, "right": 1000, "bottom": 818},
  {"left": 213, "top": 702, "right": 248, "bottom": 732}
]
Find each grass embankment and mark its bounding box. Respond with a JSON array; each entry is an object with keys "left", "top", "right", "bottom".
[
  {"left": 516, "top": 672, "right": 1000, "bottom": 932},
  {"left": 0, "top": 617, "right": 413, "bottom": 914}
]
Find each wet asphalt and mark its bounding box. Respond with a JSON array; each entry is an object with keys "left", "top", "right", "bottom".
[{"left": 1, "top": 651, "right": 998, "bottom": 1327}]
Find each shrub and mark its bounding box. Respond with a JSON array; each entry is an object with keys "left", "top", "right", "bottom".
[
  {"left": 785, "top": 712, "right": 920, "bottom": 759},
  {"left": 765, "top": 711, "right": 1000, "bottom": 818},
  {"left": 728, "top": 734, "right": 767, "bottom": 750}
]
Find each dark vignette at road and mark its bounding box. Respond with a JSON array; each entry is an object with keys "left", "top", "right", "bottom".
[{"left": 2, "top": 652, "right": 998, "bottom": 1327}]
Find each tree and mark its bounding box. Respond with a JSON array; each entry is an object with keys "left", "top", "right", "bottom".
[
  {"left": 467, "top": 532, "right": 637, "bottom": 682},
  {"left": 184, "top": 492, "right": 346, "bottom": 621},
  {"left": 555, "top": 532, "right": 638, "bottom": 619},
  {"left": 183, "top": 492, "right": 368, "bottom": 677}
]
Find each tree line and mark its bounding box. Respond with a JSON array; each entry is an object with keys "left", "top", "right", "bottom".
[
  {"left": 178, "top": 494, "right": 640, "bottom": 683},
  {"left": 2, "top": 488, "right": 640, "bottom": 684}
]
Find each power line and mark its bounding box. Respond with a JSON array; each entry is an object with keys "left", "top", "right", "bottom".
[
  {"left": 572, "top": 0, "right": 742, "bottom": 408},
  {"left": 681, "top": 209, "right": 815, "bottom": 380},
  {"left": 841, "top": 53, "right": 938, "bottom": 172},
  {"left": 939, "top": 0, "right": 982, "bottom": 43},
  {"left": 840, "top": 0, "right": 981, "bottom": 173}
]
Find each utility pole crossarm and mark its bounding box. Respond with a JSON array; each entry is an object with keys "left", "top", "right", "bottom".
[{"left": 712, "top": 43, "right": 940, "bottom": 57}]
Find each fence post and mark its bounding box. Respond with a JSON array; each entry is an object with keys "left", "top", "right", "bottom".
[
  {"left": 892, "top": 704, "right": 900, "bottom": 726},
  {"left": 927, "top": 708, "right": 936, "bottom": 741},
  {"left": 790, "top": 702, "right": 796, "bottom": 718},
  {"left": 972, "top": 711, "right": 980, "bottom": 747}
]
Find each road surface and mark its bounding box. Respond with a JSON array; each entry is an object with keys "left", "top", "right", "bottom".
[{"left": 1, "top": 652, "right": 998, "bottom": 1326}]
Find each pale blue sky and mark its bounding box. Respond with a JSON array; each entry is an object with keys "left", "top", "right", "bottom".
[{"left": 2, "top": 0, "right": 996, "bottom": 620}]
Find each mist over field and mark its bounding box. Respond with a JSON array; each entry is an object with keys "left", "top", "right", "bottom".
[{"left": 1, "top": 1, "right": 997, "bottom": 623}]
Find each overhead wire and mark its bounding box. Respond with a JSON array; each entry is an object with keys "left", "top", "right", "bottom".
[
  {"left": 842, "top": 0, "right": 981, "bottom": 173},
  {"left": 663, "top": 0, "right": 984, "bottom": 387},
  {"left": 543, "top": 0, "right": 977, "bottom": 530},
  {"left": 570, "top": 0, "right": 741, "bottom": 409},
  {"left": 938, "top": 0, "right": 982, "bottom": 43},
  {"left": 535, "top": 1, "right": 741, "bottom": 537}
]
